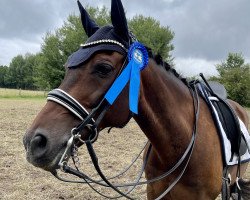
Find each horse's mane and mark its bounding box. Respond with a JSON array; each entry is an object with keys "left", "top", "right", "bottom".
[{"left": 146, "top": 47, "right": 188, "bottom": 85}]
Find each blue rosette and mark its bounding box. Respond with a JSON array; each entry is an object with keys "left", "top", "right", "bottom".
[
  {"left": 105, "top": 42, "right": 149, "bottom": 114},
  {"left": 128, "top": 42, "right": 149, "bottom": 70}
]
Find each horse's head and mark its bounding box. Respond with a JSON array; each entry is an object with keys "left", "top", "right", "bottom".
[{"left": 23, "top": 0, "right": 134, "bottom": 171}]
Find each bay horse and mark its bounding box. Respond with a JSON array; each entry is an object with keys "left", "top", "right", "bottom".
[{"left": 23, "top": 0, "right": 250, "bottom": 199}]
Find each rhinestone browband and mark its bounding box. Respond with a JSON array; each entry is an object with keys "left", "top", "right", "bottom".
[{"left": 80, "top": 39, "right": 127, "bottom": 51}]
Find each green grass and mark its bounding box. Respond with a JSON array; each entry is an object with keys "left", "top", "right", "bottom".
[{"left": 0, "top": 88, "right": 47, "bottom": 99}]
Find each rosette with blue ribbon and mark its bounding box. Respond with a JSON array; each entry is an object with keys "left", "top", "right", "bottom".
[{"left": 104, "top": 42, "right": 149, "bottom": 114}]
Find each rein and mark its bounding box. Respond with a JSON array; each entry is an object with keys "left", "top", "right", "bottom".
[{"left": 48, "top": 62, "right": 201, "bottom": 199}]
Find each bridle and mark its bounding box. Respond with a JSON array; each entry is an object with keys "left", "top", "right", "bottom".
[
  {"left": 47, "top": 54, "right": 129, "bottom": 163},
  {"left": 47, "top": 42, "right": 201, "bottom": 199}
]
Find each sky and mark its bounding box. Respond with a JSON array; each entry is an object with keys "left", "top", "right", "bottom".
[{"left": 0, "top": 0, "right": 249, "bottom": 77}]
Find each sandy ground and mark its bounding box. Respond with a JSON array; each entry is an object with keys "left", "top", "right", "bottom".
[{"left": 0, "top": 99, "right": 249, "bottom": 200}]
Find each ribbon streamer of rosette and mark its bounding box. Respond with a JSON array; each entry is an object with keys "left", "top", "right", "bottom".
[{"left": 105, "top": 42, "right": 149, "bottom": 114}]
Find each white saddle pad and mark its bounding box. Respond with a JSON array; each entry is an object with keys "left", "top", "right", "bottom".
[{"left": 210, "top": 98, "right": 250, "bottom": 166}]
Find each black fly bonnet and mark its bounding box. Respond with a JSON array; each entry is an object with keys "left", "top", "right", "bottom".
[{"left": 66, "top": 0, "right": 132, "bottom": 68}]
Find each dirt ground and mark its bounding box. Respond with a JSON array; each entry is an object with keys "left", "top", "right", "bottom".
[{"left": 0, "top": 99, "right": 249, "bottom": 200}]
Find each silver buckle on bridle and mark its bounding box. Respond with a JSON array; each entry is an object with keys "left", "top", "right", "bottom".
[{"left": 74, "top": 125, "right": 99, "bottom": 144}]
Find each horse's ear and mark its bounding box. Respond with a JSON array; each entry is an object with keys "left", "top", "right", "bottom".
[
  {"left": 77, "top": 0, "right": 99, "bottom": 37},
  {"left": 111, "top": 0, "right": 129, "bottom": 42}
]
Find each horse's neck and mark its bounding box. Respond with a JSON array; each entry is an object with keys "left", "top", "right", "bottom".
[{"left": 134, "top": 60, "right": 194, "bottom": 162}]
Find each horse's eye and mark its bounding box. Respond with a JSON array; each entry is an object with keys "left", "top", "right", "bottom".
[{"left": 93, "top": 63, "right": 114, "bottom": 77}]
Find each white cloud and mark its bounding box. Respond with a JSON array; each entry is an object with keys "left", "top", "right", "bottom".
[
  {"left": 0, "top": 0, "right": 249, "bottom": 68},
  {"left": 0, "top": 39, "right": 41, "bottom": 66},
  {"left": 174, "top": 57, "right": 219, "bottom": 78}
]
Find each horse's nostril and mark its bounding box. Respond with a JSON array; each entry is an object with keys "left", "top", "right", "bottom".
[
  {"left": 30, "top": 134, "right": 48, "bottom": 158},
  {"left": 35, "top": 135, "right": 47, "bottom": 148}
]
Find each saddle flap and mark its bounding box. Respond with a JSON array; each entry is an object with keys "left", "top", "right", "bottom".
[
  {"left": 196, "top": 81, "right": 249, "bottom": 162},
  {"left": 213, "top": 100, "right": 247, "bottom": 157}
]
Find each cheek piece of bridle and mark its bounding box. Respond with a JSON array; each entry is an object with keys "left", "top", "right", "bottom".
[{"left": 47, "top": 42, "right": 200, "bottom": 199}]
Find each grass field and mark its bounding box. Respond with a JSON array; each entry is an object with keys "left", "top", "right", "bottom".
[
  {"left": 0, "top": 88, "right": 47, "bottom": 99},
  {"left": 0, "top": 96, "right": 249, "bottom": 199},
  {"left": 0, "top": 98, "right": 147, "bottom": 199}
]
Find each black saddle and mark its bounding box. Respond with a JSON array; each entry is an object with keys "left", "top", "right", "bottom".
[
  {"left": 196, "top": 81, "right": 248, "bottom": 163},
  {"left": 208, "top": 81, "right": 227, "bottom": 100}
]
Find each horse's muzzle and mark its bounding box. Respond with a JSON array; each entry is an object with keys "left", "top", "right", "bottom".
[{"left": 23, "top": 130, "right": 67, "bottom": 171}]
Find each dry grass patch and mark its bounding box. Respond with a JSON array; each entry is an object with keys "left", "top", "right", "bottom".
[
  {"left": 0, "top": 99, "right": 249, "bottom": 199},
  {"left": 0, "top": 88, "right": 47, "bottom": 98},
  {"left": 0, "top": 99, "right": 147, "bottom": 199}
]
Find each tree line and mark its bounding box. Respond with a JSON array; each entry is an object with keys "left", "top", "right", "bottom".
[
  {"left": 0, "top": 6, "right": 174, "bottom": 90},
  {"left": 0, "top": 6, "right": 249, "bottom": 106},
  {"left": 210, "top": 53, "right": 250, "bottom": 106}
]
